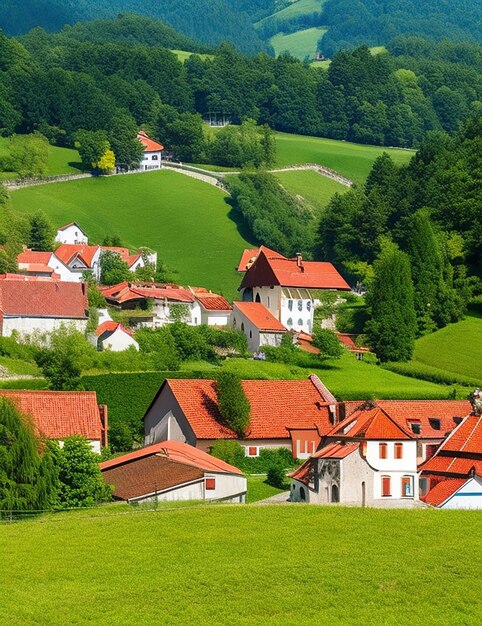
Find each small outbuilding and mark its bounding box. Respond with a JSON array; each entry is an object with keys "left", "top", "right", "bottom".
[
  {"left": 96, "top": 321, "right": 139, "bottom": 352},
  {"left": 232, "top": 301, "right": 287, "bottom": 352}
]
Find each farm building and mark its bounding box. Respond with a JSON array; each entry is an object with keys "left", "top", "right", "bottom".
[
  {"left": 55, "top": 222, "right": 88, "bottom": 245},
  {"left": 143, "top": 375, "right": 338, "bottom": 460},
  {"left": 95, "top": 321, "right": 139, "bottom": 352},
  {"left": 0, "top": 275, "right": 88, "bottom": 337},
  {"left": 100, "top": 440, "right": 246, "bottom": 504},
  {"left": 238, "top": 247, "right": 350, "bottom": 334},
  {"left": 190, "top": 288, "right": 232, "bottom": 326},
  {"left": 136, "top": 130, "right": 164, "bottom": 171},
  {"left": 231, "top": 301, "right": 286, "bottom": 352},
  {"left": 0, "top": 390, "right": 107, "bottom": 452}
]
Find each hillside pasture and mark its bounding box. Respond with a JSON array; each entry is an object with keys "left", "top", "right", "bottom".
[
  {"left": 0, "top": 137, "right": 81, "bottom": 180},
  {"left": 171, "top": 49, "right": 214, "bottom": 62},
  {"left": 256, "top": 0, "right": 324, "bottom": 26},
  {"left": 270, "top": 27, "right": 326, "bottom": 60},
  {"left": 274, "top": 169, "right": 348, "bottom": 213},
  {"left": 274, "top": 132, "right": 415, "bottom": 184},
  {"left": 10, "top": 169, "right": 253, "bottom": 298},
  {"left": 1, "top": 505, "right": 481, "bottom": 625}
]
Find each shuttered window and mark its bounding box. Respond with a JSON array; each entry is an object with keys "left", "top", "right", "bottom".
[
  {"left": 205, "top": 478, "right": 216, "bottom": 490},
  {"left": 394, "top": 443, "right": 403, "bottom": 459},
  {"left": 381, "top": 475, "right": 391, "bottom": 497},
  {"left": 379, "top": 443, "right": 388, "bottom": 459}
]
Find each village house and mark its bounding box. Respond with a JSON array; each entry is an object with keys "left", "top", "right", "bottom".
[
  {"left": 0, "top": 275, "right": 88, "bottom": 337},
  {"left": 143, "top": 375, "right": 338, "bottom": 460},
  {"left": 237, "top": 247, "right": 350, "bottom": 334},
  {"left": 136, "top": 130, "right": 164, "bottom": 171},
  {"left": 55, "top": 222, "right": 88, "bottom": 245},
  {"left": 95, "top": 321, "right": 139, "bottom": 352},
  {"left": 190, "top": 288, "right": 232, "bottom": 326},
  {"left": 0, "top": 390, "right": 108, "bottom": 452},
  {"left": 231, "top": 301, "right": 287, "bottom": 352},
  {"left": 100, "top": 440, "right": 246, "bottom": 504}
]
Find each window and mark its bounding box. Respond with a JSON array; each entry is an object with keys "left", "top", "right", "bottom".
[
  {"left": 331, "top": 485, "right": 339, "bottom": 503},
  {"left": 288, "top": 300, "right": 293, "bottom": 311},
  {"left": 419, "top": 477, "right": 428, "bottom": 496},
  {"left": 306, "top": 301, "right": 311, "bottom": 311},
  {"left": 298, "top": 318, "right": 303, "bottom": 326},
  {"left": 401, "top": 476, "right": 413, "bottom": 497},
  {"left": 297, "top": 300, "right": 303, "bottom": 311},
  {"left": 249, "top": 330, "right": 252, "bottom": 338},
  {"left": 425, "top": 444, "right": 438, "bottom": 460},
  {"left": 205, "top": 478, "right": 216, "bottom": 490},
  {"left": 394, "top": 443, "right": 403, "bottom": 459},
  {"left": 379, "top": 443, "right": 387, "bottom": 459},
  {"left": 255, "top": 293, "right": 261, "bottom": 303},
  {"left": 453, "top": 417, "right": 463, "bottom": 425},
  {"left": 267, "top": 297, "right": 270, "bottom": 307},
  {"left": 299, "top": 486, "right": 306, "bottom": 501},
  {"left": 381, "top": 475, "right": 391, "bottom": 497},
  {"left": 429, "top": 418, "right": 441, "bottom": 430},
  {"left": 287, "top": 318, "right": 293, "bottom": 327},
  {"left": 247, "top": 446, "right": 258, "bottom": 457},
  {"left": 152, "top": 154, "right": 158, "bottom": 160},
  {"left": 409, "top": 421, "right": 421, "bottom": 435},
  {"left": 233, "top": 318, "right": 236, "bottom": 328},
  {"left": 241, "top": 322, "right": 244, "bottom": 332}
]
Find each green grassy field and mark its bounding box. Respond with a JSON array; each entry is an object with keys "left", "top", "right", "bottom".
[
  {"left": 246, "top": 475, "right": 286, "bottom": 502},
  {"left": 10, "top": 169, "right": 253, "bottom": 298},
  {"left": 171, "top": 49, "right": 214, "bottom": 62},
  {"left": 0, "top": 356, "right": 39, "bottom": 376},
  {"left": 1, "top": 504, "right": 481, "bottom": 624},
  {"left": 274, "top": 132, "right": 415, "bottom": 184},
  {"left": 256, "top": 0, "right": 324, "bottom": 26},
  {"left": 274, "top": 169, "right": 348, "bottom": 213},
  {"left": 0, "top": 137, "right": 81, "bottom": 180},
  {"left": 412, "top": 313, "right": 482, "bottom": 382},
  {"left": 270, "top": 27, "right": 327, "bottom": 60}
]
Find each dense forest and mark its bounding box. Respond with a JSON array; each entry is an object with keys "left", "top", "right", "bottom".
[{"left": 319, "top": 0, "right": 482, "bottom": 55}]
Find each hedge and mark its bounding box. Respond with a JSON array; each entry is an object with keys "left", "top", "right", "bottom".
[{"left": 382, "top": 361, "right": 479, "bottom": 388}]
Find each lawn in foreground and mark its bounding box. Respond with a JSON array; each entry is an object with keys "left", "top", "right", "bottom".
[
  {"left": 270, "top": 27, "right": 327, "bottom": 61},
  {"left": 275, "top": 132, "right": 414, "bottom": 184},
  {"left": 274, "top": 169, "right": 348, "bottom": 213},
  {"left": 1, "top": 505, "right": 480, "bottom": 625},
  {"left": 0, "top": 137, "right": 81, "bottom": 180},
  {"left": 10, "top": 169, "right": 254, "bottom": 298},
  {"left": 412, "top": 313, "right": 482, "bottom": 382}
]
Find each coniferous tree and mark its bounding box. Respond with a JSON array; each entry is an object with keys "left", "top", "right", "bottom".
[
  {"left": 365, "top": 241, "right": 417, "bottom": 362},
  {"left": 216, "top": 372, "right": 250, "bottom": 437},
  {"left": 27, "top": 211, "right": 55, "bottom": 251}
]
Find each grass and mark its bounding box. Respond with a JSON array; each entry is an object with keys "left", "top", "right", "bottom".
[
  {"left": 256, "top": 0, "right": 325, "bottom": 26},
  {"left": 171, "top": 49, "right": 214, "bottom": 62},
  {"left": 274, "top": 169, "right": 349, "bottom": 213},
  {"left": 10, "top": 169, "right": 254, "bottom": 298},
  {"left": 274, "top": 131, "right": 415, "bottom": 184},
  {"left": 0, "top": 356, "right": 39, "bottom": 376},
  {"left": 246, "top": 475, "right": 286, "bottom": 503},
  {"left": 1, "top": 504, "right": 481, "bottom": 624},
  {"left": 0, "top": 137, "right": 81, "bottom": 180},
  {"left": 270, "top": 27, "right": 327, "bottom": 60},
  {"left": 411, "top": 313, "right": 482, "bottom": 382}
]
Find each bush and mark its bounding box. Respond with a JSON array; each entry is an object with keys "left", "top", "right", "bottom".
[
  {"left": 216, "top": 372, "right": 250, "bottom": 436},
  {"left": 266, "top": 465, "right": 287, "bottom": 489},
  {"left": 210, "top": 440, "right": 246, "bottom": 469},
  {"left": 0, "top": 336, "right": 37, "bottom": 361},
  {"left": 109, "top": 422, "right": 134, "bottom": 453},
  {"left": 210, "top": 442, "right": 296, "bottom": 475}
]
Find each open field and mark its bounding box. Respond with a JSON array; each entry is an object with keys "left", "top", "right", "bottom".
[
  {"left": 0, "top": 137, "right": 81, "bottom": 180},
  {"left": 274, "top": 169, "right": 348, "bottom": 213},
  {"left": 275, "top": 132, "right": 415, "bottom": 184},
  {"left": 10, "top": 169, "right": 253, "bottom": 298},
  {"left": 171, "top": 49, "right": 214, "bottom": 62},
  {"left": 270, "top": 27, "right": 326, "bottom": 60},
  {"left": 1, "top": 504, "right": 481, "bottom": 624},
  {"left": 257, "top": 0, "right": 324, "bottom": 26},
  {"left": 412, "top": 313, "right": 482, "bottom": 382}
]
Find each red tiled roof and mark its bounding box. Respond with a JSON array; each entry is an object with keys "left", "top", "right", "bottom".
[
  {"left": 57, "top": 222, "right": 84, "bottom": 232},
  {"left": 95, "top": 321, "right": 133, "bottom": 337},
  {"left": 0, "top": 279, "right": 88, "bottom": 318},
  {"left": 441, "top": 413, "right": 482, "bottom": 454},
  {"left": 233, "top": 301, "right": 286, "bottom": 332},
  {"left": 0, "top": 390, "right": 103, "bottom": 440},
  {"left": 18, "top": 250, "right": 53, "bottom": 265},
  {"left": 18, "top": 263, "right": 55, "bottom": 274},
  {"left": 289, "top": 460, "right": 312, "bottom": 484},
  {"left": 100, "top": 440, "right": 244, "bottom": 475},
  {"left": 192, "top": 289, "right": 232, "bottom": 311},
  {"left": 55, "top": 244, "right": 99, "bottom": 267},
  {"left": 237, "top": 246, "right": 285, "bottom": 272},
  {"left": 240, "top": 249, "right": 350, "bottom": 290},
  {"left": 101, "top": 247, "right": 142, "bottom": 269},
  {"left": 312, "top": 441, "right": 359, "bottom": 459},
  {"left": 101, "top": 282, "right": 194, "bottom": 305},
  {"left": 328, "top": 405, "right": 414, "bottom": 440},
  {"left": 137, "top": 130, "right": 164, "bottom": 152},
  {"left": 421, "top": 477, "right": 467, "bottom": 507},
  {"left": 157, "top": 377, "right": 333, "bottom": 440}
]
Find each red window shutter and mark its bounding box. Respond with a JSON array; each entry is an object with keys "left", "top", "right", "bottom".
[
  {"left": 394, "top": 443, "right": 403, "bottom": 459},
  {"left": 379, "top": 443, "right": 387, "bottom": 459},
  {"left": 205, "top": 478, "right": 216, "bottom": 490},
  {"left": 382, "top": 476, "right": 391, "bottom": 497},
  {"left": 248, "top": 446, "right": 257, "bottom": 457}
]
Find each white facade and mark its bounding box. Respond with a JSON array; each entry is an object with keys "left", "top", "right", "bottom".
[
  {"left": 250, "top": 286, "right": 314, "bottom": 334},
  {"left": 200, "top": 309, "right": 231, "bottom": 326},
  {"left": 366, "top": 440, "right": 419, "bottom": 501},
  {"left": 149, "top": 299, "right": 202, "bottom": 328},
  {"left": 1, "top": 316, "right": 87, "bottom": 338},
  {"left": 437, "top": 477, "right": 482, "bottom": 510},
  {"left": 231, "top": 303, "right": 285, "bottom": 352},
  {"left": 55, "top": 224, "right": 88, "bottom": 245},
  {"left": 140, "top": 151, "right": 162, "bottom": 171},
  {"left": 98, "top": 327, "right": 139, "bottom": 352}
]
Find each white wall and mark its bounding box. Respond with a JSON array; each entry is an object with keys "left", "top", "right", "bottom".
[
  {"left": 441, "top": 478, "right": 482, "bottom": 510},
  {"left": 252, "top": 286, "right": 281, "bottom": 317},
  {"left": 204, "top": 472, "right": 247, "bottom": 501},
  {"left": 55, "top": 225, "right": 88, "bottom": 245},
  {"left": 140, "top": 151, "right": 162, "bottom": 170},
  {"left": 201, "top": 310, "right": 231, "bottom": 326},
  {"left": 279, "top": 294, "right": 314, "bottom": 333},
  {"left": 100, "top": 328, "right": 139, "bottom": 352},
  {"left": 366, "top": 440, "right": 418, "bottom": 501},
  {"left": 2, "top": 316, "right": 87, "bottom": 338}
]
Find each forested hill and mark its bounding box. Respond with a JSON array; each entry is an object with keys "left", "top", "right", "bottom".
[
  {"left": 319, "top": 0, "right": 482, "bottom": 55},
  {"left": 0, "top": 0, "right": 269, "bottom": 54}
]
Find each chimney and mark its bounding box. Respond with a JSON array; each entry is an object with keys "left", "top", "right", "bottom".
[{"left": 296, "top": 253, "right": 304, "bottom": 272}]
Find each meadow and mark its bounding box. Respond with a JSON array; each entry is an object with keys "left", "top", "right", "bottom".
[
  {"left": 274, "top": 132, "right": 415, "bottom": 184},
  {"left": 270, "top": 27, "right": 327, "bottom": 60},
  {"left": 0, "top": 137, "right": 81, "bottom": 180},
  {"left": 256, "top": 0, "right": 324, "bottom": 26},
  {"left": 1, "top": 504, "right": 481, "bottom": 625},
  {"left": 10, "top": 169, "right": 253, "bottom": 298},
  {"left": 274, "top": 169, "right": 349, "bottom": 213}
]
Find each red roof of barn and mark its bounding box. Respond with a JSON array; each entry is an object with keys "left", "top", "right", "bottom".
[
  {"left": 0, "top": 278, "right": 88, "bottom": 318},
  {"left": 237, "top": 246, "right": 285, "bottom": 272},
  {"left": 421, "top": 477, "right": 467, "bottom": 507},
  {"left": 240, "top": 249, "right": 350, "bottom": 290},
  {"left": 18, "top": 250, "right": 53, "bottom": 265},
  {"left": 149, "top": 377, "right": 334, "bottom": 440},
  {"left": 0, "top": 390, "right": 103, "bottom": 440},
  {"left": 233, "top": 301, "right": 286, "bottom": 332},
  {"left": 137, "top": 130, "right": 164, "bottom": 152},
  {"left": 328, "top": 404, "right": 414, "bottom": 441},
  {"left": 100, "top": 282, "right": 194, "bottom": 304}
]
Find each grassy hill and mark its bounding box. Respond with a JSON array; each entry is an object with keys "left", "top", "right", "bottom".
[
  {"left": 10, "top": 170, "right": 253, "bottom": 298},
  {"left": 1, "top": 504, "right": 481, "bottom": 624},
  {"left": 0, "top": 137, "right": 81, "bottom": 181},
  {"left": 274, "top": 132, "right": 415, "bottom": 184},
  {"left": 274, "top": 169, "right": 348, "bottom": 213},
  {"left": 270, "top": 26, "right": 326, "bottom": 60},
  {"left": 256, "top": 0, "right": 324, "bottom": 26}
]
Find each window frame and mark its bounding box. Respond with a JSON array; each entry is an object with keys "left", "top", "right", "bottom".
[
  {"left": 381, "top": 475, "right": 391, "bottom": 497},
  {"left": 379, "top": 442, "right": 388, "bottom": 459},
  {"left": 394, "top": 442, "right": 403, "bottom": 459},
  {"left": 205, "top": 478, "right": 216, "bottom": 490},
  {"left": 401, "top": 475, "right": 413, "bottom": 498}
]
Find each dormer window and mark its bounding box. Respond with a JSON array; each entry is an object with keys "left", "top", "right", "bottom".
[
  {"left": 429, "top": 418, "right": 441, "bottom": 430},
  {"left": 453, "top": 417, "right": 463, "bottom": 425},
  {"left": 409, "top": 421, "right": 421, "bottom": 435}
]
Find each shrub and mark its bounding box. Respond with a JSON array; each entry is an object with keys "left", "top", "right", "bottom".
[
  {"left": 109, "top": 422, "right": 134, "bottom": 453},
  {"left": 266, "top": 465, "right": 287, "bottom": 489},
  {"left": 210, "top": 440, "right": 245, "bottom": 469},
  {"left": 216, "top": 372, "right": 250, "bottom": 436}
]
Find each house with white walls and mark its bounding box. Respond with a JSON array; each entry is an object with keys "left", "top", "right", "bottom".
[
  {"left": 100, "top": 440, "right": 246, "bottom": 504},
  {"left": 190, "top": 288, "right": 232, "bottom": 326},
  {"left": 95, "top": 321, "right": 139, "bottom": 352},
  {"left": 55, "top": 222, "right": 88, "bottom": 245},
  {"left": 231, "top": 301, "right": 286, "bottom": 352},
  {"left": 238, "top": 247, "right": 350, "bottom": 334},
  {"left": 137, "top": 130, "right": 164, "bottom": 171}
]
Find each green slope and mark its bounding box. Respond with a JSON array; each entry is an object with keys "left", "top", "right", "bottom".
[
  {"left": 270, "top": 26, "right": 326, "bottom": 60},
  {"left": 274, "top": 169, "right": 348, "bottom": 213},
  {"left": 10, "top": 170, "right": 253, "bottom": 298},
  {"left": 0, "top": 137, "right": 81, "bottom": 180},
  {"left": 257, "top": 0, "right": 324, "bottom": 25}
]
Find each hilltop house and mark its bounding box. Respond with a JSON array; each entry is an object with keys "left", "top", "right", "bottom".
[
  {"left": 0, "top": 275, "right": 88, "bottom": 337},
  {"left": 137, "top": 130, "right": 164, "bottom": 171},
  {"left": 95, "top": 321, "right": 139, "bottom": 352},
  {"left": 0, "top": 390, "right": 107, "bottom": 452},
  {"left": 231, "top": 301, "right": 287, "bottom": 352},
  {"left": 55, "top": 222, "right": 88, "bottom": 245},
  {"left": 238, "top": 247, "right": 350, "bottom": 334},
  {"left": 100, "top": 440, "right": 246, "bottom": 504},
  {"left": 143, "top": 375, "right": 338, "bottom": 459}
]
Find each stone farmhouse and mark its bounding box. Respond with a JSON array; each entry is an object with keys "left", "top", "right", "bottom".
[
  {"left": 100, "top": 440, "right": 246, "bottom": 504},
  {"left": 136, "top": 130, "right": 163, "bottom": 171},
  {"left": 0, "top": 274, "right": 88, "bottom": 337}
]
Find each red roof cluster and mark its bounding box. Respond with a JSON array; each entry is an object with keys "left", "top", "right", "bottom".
[
  {"left": 0, "top": 390, "right": 105, "bottom": 441},
  {"left": 0, "top": 276, "right": 88, "bottom": 318},
  {"left": 328, "top": 404, "right": 414, "bottom": 441},
  {"left": 137, "top": 130, "right": 164, "bottom": 152},
  {"left": 233, "top": 301, "right": 286, "bottom": 332},
  {"left": 239, "top": 249, "right": 350, "bottom": 291},
  {"left": 421, "top": 477, "right": 467, "bottom": 507},
  {"left": 18, "top": 250, "right": 53, "bottom": 265},
  {"left": 100, "top": 281, "right": 194, "bottom": 305}
]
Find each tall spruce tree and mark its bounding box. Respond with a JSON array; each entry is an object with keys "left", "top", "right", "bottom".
[
  {"left": 28, "top": 211, "right": 55, "bottom": 251},
  {"left": 365, "top": 241, "right": 417, "bottom": 362}
]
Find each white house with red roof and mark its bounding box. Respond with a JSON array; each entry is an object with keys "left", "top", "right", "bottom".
[
  {"left": 136, "top": 130, "right": 164, "bottom": 171},
  {"left": 95, "top": 321, "right": 139, "bottom": 352},
  {"left": 232, "top": 301, "right": 287, "bottom": 352},
  {"left": 0, "top": 275, "right": 89, "bottom": 337},
  {"left": 55, "top": 222, "right": 88, "bottom": 245},
  {"left": 143, "top": 375, "right": 338, "bottom": 459},
  {"left": 100, "top": 440, "right": 246, "bottom": 504},
  {"left": 190, "top": 288, "right": 232, "bottom": 326},
  {"left": 0, "top": 390, "right": 107, "bottom": 453},
  {"left": 238, "top": 247, "right": 350, "bottom": 334}
]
